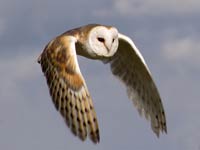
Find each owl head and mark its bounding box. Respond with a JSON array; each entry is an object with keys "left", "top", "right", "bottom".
[{"left": 82, "top": 25, "right": 119, "bottom": 58}]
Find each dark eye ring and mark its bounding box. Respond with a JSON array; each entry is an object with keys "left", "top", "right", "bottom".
[{"left": 97, "top": 37, "right": 105, "bottom": 43}]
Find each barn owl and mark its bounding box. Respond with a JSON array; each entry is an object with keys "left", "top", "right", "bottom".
[{"left": 38, "top": 24, "right": 167, "bottom": 143}]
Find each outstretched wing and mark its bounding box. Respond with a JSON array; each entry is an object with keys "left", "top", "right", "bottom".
[
  {"left": 108, "top": 33, "right": 167, "bottom": 136},
  {"left": 38, "top": 35, "right": 99, "bottom": 143}
]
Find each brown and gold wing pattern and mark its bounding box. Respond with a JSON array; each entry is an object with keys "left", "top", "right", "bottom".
[{"left": 38, "top": 35, "right": 99, "bottom": 143}]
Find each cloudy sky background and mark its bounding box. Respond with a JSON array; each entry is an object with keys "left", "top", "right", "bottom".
[{"left": 0, "top": 0, "right": 200, "bottom": 150}]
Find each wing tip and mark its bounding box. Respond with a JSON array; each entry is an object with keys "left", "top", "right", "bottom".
[
  {"left": 90, "top": 130, "right": 100, "bottom": 144},
  {"left": 78, "top": 134, "right": 100, "bottom": 144},
  {"left": 70, "top": 128, "right": 100, "bottom": 144},
  {"left": 152, "top": 121, "right": 167, "bottom": 138}
]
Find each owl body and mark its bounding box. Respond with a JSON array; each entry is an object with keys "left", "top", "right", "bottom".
[{"left": 38, "top": 24, "right": 167, "bottom": 143}]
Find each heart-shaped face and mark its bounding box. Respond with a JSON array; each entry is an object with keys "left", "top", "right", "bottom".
[{"left": 85, "top": 25, "right": 119, "bottom": 58}]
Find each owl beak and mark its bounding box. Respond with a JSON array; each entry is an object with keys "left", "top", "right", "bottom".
[{"left": 104, "top": 43, "right": 110, "bottom": 53}]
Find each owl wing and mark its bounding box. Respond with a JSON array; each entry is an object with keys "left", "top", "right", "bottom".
[
  {"left": 108, "top": 33, "right": 167, "bottom": 136},
  {"left": 38, "top": 35, "right": 99, "bottom": 143}
]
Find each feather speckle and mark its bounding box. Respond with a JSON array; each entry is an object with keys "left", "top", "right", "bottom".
[{"left": 39, "top": 35, "right": 99, "bottom": 143}]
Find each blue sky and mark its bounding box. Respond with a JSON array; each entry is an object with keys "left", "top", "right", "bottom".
[{"left": 0, "top": 0, "right": 200, "bottom": 150}]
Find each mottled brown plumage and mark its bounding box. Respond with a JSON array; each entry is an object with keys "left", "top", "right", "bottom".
[
  {"left": 38, "top": 24, "right": 167, "bottom": 144},
  {"left": 38, "top": 34, "right": 99, "bottom": 143}
]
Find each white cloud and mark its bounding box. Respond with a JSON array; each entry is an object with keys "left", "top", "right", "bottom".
[
  {"left": 162, "top": 37, "right": 200, "bottom": 66},
  {"left": 94, "top": 0, "right": 200, "bottom": 17},
  {"left": 0, "top": 48, "right": 40, "bottom": 99}
]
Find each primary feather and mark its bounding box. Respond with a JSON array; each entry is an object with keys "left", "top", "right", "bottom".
[
  {"left": 38, "top": 34, "right": 99, "bottom": 143},
  {"left": 108, "top": 33, "right": 167, "bottom": 136}
]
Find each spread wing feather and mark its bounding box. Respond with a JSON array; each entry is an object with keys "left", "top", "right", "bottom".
[
  {"left": 38, "top": 35, "right": 99, "bottom": 143},
  {"left": 108, "top": 33, "right": 167, "bottom": 136}
]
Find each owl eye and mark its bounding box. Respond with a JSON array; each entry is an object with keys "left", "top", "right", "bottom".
[
  {"left": 97, "top": 37, "right": 105, "bottom": 43},
  {"left": 112, "top": 38, "right": 115, "bottom": 43}
]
